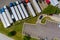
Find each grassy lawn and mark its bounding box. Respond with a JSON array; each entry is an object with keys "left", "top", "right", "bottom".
[
  {"left": 41, "top": 16, "right": 51, "bottom": 24},
  {"left": 25, "top": 15, "right": 39, "bottom": 24},
  {"left": 0, "top": 21, "right": 23, "bottom": 40},
  {"left": 41, "top": 17, "right": 46, "bottom": 24}
]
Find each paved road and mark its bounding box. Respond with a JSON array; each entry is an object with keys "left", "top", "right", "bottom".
[
  {"left": 0, "top": 33, "right": 13, "bottom": 40},
  {"left": 23, "top": 21, "right": 60, "bottom": 40}
]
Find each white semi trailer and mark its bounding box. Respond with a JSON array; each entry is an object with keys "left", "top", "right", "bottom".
[
  {"left": 20, "top": 2, "right": 29, "bottom": 18},
  {"left": 15, "top": 1, "right": 25, "bottom": 19},
  {"left": 0, "top": 9, "right": 7, "bottom": 28},
  {"left": 13, "top": 2, "right": 22, "bottom": 20},
  {"left": 31, "top": 0, "right": 41, "bottom": 13},
  {"left": 4, "top": 6, "right": 13, "bottom": 24},
  {"left": 1, "top": 8, "right": 10, "bottom": 27},
  {"left": 26, "top": 2, "right": 36, "bottom": 17},
  {"left": 10, "top": 3, "right": 19, "bottom": 21}
]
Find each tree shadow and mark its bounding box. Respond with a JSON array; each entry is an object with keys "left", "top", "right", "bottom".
[{"left": 23, "top": 32, "right": 31, "bottom": 40}]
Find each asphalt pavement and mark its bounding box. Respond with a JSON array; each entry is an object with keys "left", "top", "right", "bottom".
[{"left": 23, "top": 21, "right": 60, "bottom": 40}]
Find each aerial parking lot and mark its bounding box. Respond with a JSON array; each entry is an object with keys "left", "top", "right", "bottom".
[{"left": 23, "top": 21, "right": 60, "bottom": 40}]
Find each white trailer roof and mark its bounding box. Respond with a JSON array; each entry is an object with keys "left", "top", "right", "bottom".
[
  {"left": 32, "top": 0, "right": 41, "bottom": 13},
  {"left": 27, "top": 2, "right": 36, "bottom": 17},
  {"left": 50, "top": 0, "right": 59, "bottom": 6}
]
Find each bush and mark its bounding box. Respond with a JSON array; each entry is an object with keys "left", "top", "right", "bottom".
[{"left": 8, "top": 31, "right": 16, "bottom": 37}]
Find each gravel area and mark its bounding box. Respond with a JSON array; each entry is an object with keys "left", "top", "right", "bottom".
[{"left": 0, "top": 0, "right": 22, "bottom": 8}]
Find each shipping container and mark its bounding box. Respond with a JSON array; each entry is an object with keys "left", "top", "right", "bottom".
[
  {"left": 0, "top": 9, "right": 7, "bottom": 28},
  {"left": 1, "top": 8, "right": 10, "bottom": 27},
  {"left": 4, "top": 6, "right": 13, "bottom": 23},
  {"left": 20, "top": 3, "right": 29, "bottom": 18},
  {"left": 31, "top": 0, "right": 41, "bottom": 13},
  {"left": 27, "top": 2, "right": 36, "bottom": 17},
  {"left": 10, "top": 3, "right": 19, "bottom": 21},
  {"left": 13, "top": 2, "right": 22, "bottom": 20},
  {"left": 15, "top": 1, "right": 26, "bottom": 19}
]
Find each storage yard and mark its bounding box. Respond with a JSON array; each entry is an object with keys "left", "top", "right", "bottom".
[
  {"left": 0, "top": 0, "right": 40, "bottom": 40},
  {"left": 0, "top": 0, "right": 41, "bottom": 28}
]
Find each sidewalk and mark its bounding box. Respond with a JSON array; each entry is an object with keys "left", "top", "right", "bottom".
[{"left": 49, "top": 15, "right": 60, "bottom": 23}]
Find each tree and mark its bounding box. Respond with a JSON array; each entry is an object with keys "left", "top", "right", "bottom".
[
  {"left": 8, "top": 31, "right": 16, "bottom": 37},
  {"left": 42, "top": 5, "right": 60, "bottom": 15},
  {"left": 56, "top": 7, "right": 60, "bottom": 14}
]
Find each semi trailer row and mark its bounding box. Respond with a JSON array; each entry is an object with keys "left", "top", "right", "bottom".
[{"left": 0, "top": 0, "right": 41, "bottom": 28}]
